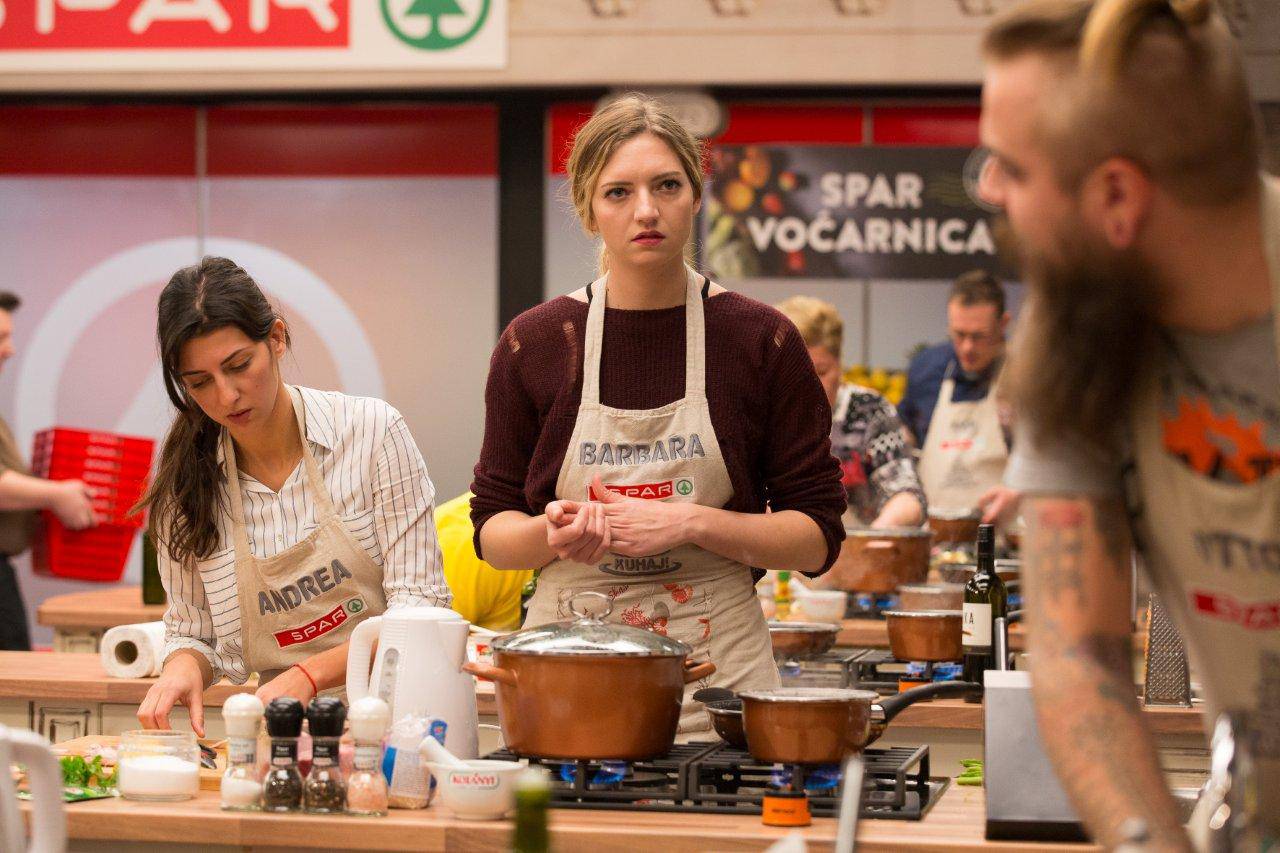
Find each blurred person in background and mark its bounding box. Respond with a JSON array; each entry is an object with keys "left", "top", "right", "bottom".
[
  {"left": 775, "top": 295, "right": 925, "bottom": 529},
  {"left": 0, "top": 291, "right": 99, "bottom": 650},
  {"left": 899, "top": 270, "right": 1019, "bottom": 522},
  {"left": 435, "top": 491, "right": 531, "bottom": 632}
]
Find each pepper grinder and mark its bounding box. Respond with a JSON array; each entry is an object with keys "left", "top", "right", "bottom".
[
  {"left": 304, "top": 697, "right": 348, "bottom": 814},
  {"left": 346, "top": 696, "right": 391, "bottom": 817},
  {"left": 261, "top": 698, "right": 305, "bottom": 812},
  {"left": 220, "top": 693, "right": 265, "bottom": 811}
]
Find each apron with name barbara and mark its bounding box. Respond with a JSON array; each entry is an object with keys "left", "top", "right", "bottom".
[
  {"left": 230, "top": 386, "right": 386, "bottom": 687},
  {"left": 918, "top": 365, "right": 1008, "bottom": 514},
  {"left": 525, "top": 267, "right": 779, "bottom": 736},
  {"left": 1129, "top": 178, "right": 1280, "bottom": 842}
]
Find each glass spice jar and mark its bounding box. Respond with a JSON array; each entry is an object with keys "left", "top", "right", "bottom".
[
  {"left": 345, "top": 696, "right": 390, "bottom": 817},
  {"left": 261, "top": 697, "right": 305, "bottom": 812},
  {"left": 304, "top": 697, "right": 347, "bottom": 814},
  {"left": 221, "top": 693, "right": 265, "bottom": 811}
]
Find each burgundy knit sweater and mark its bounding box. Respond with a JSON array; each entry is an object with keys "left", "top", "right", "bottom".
[{"left": 470, "top": 291, "right": 847, "bottom": 575}]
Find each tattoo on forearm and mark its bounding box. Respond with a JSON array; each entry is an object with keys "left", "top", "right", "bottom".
[{"left": 1093, "top": 502, "right": 1132, "bottom": 577}]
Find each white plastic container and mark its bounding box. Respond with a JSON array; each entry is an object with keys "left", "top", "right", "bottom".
[{"left": 422, "top": 759, "right": 525, "bottom": 820}]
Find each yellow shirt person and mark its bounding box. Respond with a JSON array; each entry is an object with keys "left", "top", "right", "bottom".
[{"left": 435, "top": 492, "right": 532, "bottom": 632}]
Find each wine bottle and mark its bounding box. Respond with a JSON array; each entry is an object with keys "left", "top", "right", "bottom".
[
  {"left": 962, "top": 523, "right": 1007, "bottom": 689},
  {"left": 141, "top": 532, "right": 166, "bottom": 606}
]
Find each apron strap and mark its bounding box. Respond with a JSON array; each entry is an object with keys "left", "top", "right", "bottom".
[
  {"left": 581, "top": 266, "right": 708, "bottom": 406},
  {"left": 221, "top": 386, "right": 336, "bottom": 556},
  {"left": 1261, "top": 177, "right": 1280, "bottom": 370}
]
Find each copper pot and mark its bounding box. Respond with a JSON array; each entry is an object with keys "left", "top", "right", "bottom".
[
  {"left": 828, "top": 528, "right": 932, "bottom": 594},
  {"left": 883, "top": 610, "right": 963, "bottom": 662},
  {"left": 462, "top": 592, "right": 716, "bottom": 761},
  {"left": 767, "top": 621, "right": 841, "bottom": 660},
  {"left": 739, "top": 681, "right": 982, "bottom": 765},
  {"left": 705, "top": 699, "right": 748, "bottom": 749},
  {"left": 927, "top": 510, "right": 981, "bottom": 546},
  {"left": 895, "top": 583, "right": 965, "bottom": 612}
]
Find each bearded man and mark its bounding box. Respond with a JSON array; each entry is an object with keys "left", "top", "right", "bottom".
[{"left": 980, "top": 0, "right": 1279, "bottom": 849}]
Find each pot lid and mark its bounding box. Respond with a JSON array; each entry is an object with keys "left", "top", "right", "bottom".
[
  {"left": 739, "top": 687, "right": 878, "bottom": 704},
  {"left": 492, "top": 591, "right": 690, "bottom": 657},
  {"left": 846, "top": 526, "right": 932, "bottom": 539},
  {"left": 766, "top": 621, "right": 841, "bottom": 634},
  {"left": 882, "top": 609, "right": 963, "bottom": 619}
]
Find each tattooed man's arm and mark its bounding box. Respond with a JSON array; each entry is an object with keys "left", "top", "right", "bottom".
[{"left": 1023, "top": 496, "right": 1190, "bottom": 851}]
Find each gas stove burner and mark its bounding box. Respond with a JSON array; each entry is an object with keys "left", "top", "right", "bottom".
[
  {"left": 845, "top": 592, "right": 898, "bottom": 619},
  {"left": 769, "top": 764, "right": 843, "bottom": 792},
  {"left": 484, "top": 742, "right": 947, "bottom": 820}
]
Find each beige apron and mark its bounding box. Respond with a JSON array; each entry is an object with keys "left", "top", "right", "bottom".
[
  {"left": 229, "top": 386, "right": 386, "bottom": 687},
  {"left": 918, "top": 366, "right": 1008, "bottom": 514},
  {"left": 1129, "top": 178, "right": 1280, "bottom": 841},
  {"left": 525, "top": 267, "right": 779, "bottom": 736}
]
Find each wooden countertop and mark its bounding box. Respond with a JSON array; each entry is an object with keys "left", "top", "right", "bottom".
[
  {"left": 36, "top": 586, "right": 163, "bottom": 630},
  {"left": 0, "top": 653, "right": 1202, "bottom": 735},
  {"left": 0, "top": 653, "right": 501, "bottom": 715},
  {"left": 26, "top": 784, "right": 1097, "bottom": 852}
]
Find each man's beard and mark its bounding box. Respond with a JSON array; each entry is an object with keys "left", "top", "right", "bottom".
[{"left": 998, "top": 216, "right": 1163, "bottom": 451}]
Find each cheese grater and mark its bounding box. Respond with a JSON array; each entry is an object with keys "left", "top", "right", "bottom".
[{"left": 1143, "top": 594, "right": 1192, "bottom": 707}]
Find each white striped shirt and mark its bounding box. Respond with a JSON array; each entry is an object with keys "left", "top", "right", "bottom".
[{"left": 161, "top": 386, "right": 450, "bottom": 684}]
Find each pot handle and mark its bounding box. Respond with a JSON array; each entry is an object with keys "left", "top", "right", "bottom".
[
  {"left": 683, "top": 660, "right": 717, "bottom": 684},
  {"left": 462, "top": 661, "right": 518, "bottom": 688},
  {"left": 863, "top": 540, "right": 899, "bottom": 551},
  {"left": 874, "top": 680, "right": 982, "bottom": 726}
]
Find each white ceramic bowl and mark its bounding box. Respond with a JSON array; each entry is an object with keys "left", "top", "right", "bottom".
[
  {"left": 794, "top": 590, "right": 847, "bottom": 623},
  {"left": 424, "top": 759, "right": 525, "bottom": 820}
]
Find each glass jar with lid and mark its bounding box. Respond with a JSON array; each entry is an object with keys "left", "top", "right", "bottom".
[{"left": 117, "top": 730, "right": 200, "bottom": 802}]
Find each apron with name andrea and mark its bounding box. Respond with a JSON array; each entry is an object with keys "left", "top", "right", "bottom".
[
  {"left": 230, "top": 386, "right": 386, "bottom": 687},
  {"left": 524, "top": 267, "right": 779, "bottom": 736},
  {"left": 1128, "top": 179, "right": 1280, "bottom": 843},
  {"left": 918, "top": 365, "right": 1008, "bottom": 514}
]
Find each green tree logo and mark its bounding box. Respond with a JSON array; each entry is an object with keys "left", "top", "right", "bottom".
[
  {"left": 676, "top": 479, "right": 694, "bottom": 496},
  {"left": 382, "top": 0, "right": 492, "bottom": 51}
]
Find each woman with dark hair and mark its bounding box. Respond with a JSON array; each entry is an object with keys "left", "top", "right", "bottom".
[{"left": 135, "top": 257, "right": 449, "bottom": 736}]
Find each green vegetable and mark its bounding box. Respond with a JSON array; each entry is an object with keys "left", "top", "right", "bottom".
[
  {"left": 59, "top": 755, "right": 116, "bottom": 791},
  {"left": 957, "top": 775, "right": 984, "bottom": 786}
]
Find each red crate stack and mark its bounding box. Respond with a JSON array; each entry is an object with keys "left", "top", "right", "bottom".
[{"left": 30, "top": 428, "right": 155, "bottom": 582}]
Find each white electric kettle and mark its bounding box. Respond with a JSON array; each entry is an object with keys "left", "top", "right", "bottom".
[
  {"left": 346, "top": 607, "right": 479, "bottom": 760},
  {"left": 0, "top": 724, "right": 66, "bottom": 853}
]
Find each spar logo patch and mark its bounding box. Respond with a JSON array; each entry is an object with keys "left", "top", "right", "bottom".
[
  {"left": 1190, "top": 590, "right": 1280, "bottom": 631},
  {"left": 586, "top": 479, "right": 695, "bottom": 501},
  {"left": 274, "top": 597, "right": 366, "bottom": 649}
]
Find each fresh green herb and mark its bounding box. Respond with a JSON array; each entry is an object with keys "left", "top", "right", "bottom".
[{"left": 59, "top": 755, "right": 116, "bottom": 790}]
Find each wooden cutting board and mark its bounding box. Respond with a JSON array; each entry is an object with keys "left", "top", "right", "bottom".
[{"left": 55, "top": 734, "right": 227, "bottom": 791}]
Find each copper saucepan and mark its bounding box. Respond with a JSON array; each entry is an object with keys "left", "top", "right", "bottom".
[
  {"left": 927, "top": 509, "right": 981, "bottom": 546},
  {"left": 463, "top": 592, "right": 716, "bottom": 761},
  {"left": 828, "top": 528, "right": 933, "bottom": 594},
  {"left": 739, "top": 681, "right": 982, "bottom": 765},
  {"left": 883, "top": 609, "right": 963, "bottom": 662},
  {"left": 767, "top": 621, "right": 842, "bottom": 660}
]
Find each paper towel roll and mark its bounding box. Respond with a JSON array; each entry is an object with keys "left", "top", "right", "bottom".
[{"left": 101, "top": 621, "right": 168, "bottom": 679}]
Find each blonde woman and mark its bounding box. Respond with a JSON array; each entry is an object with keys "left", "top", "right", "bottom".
[
  {"left": 470, "top": 95, "right": 845, "bottom": 733},
  {"left": 775, "top": 296, "right": 924, "bottom": 529}
]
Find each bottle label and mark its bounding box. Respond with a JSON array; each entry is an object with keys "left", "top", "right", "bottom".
[
  {"left": 271, "top": 741, "right": 298, "bottom": 767},
  {"left": 963, "top": 602, "right": 993, "bottom": 648},
  {"left": 229, "top": 740, "right": 256, "bottom": 765},
  {"left": 354, "top": 744, "right": 381, "bottom": 771},
  {"left": 312, "top": 741, "right": 338, "bottom": 766}
]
